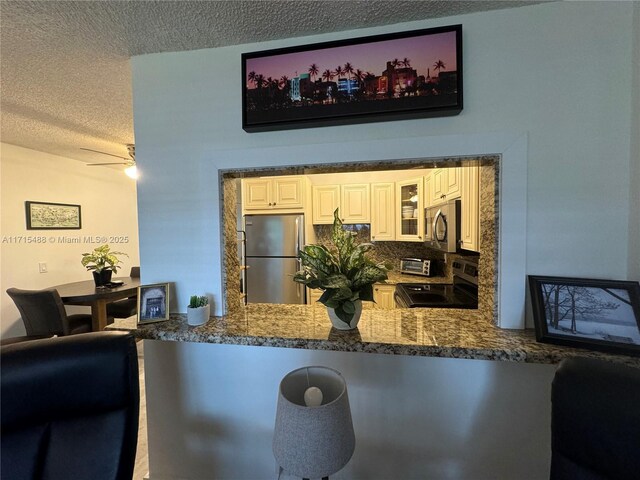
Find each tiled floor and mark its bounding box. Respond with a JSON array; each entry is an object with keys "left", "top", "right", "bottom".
[{"left": 134, "top": 340, "right": 149, "bottom": 480}]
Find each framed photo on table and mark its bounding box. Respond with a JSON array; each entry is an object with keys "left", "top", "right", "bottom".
[
  {"left": 137, "top": 283, "right": 170, "bottom": 325},
  {"left": 528, "top": 275, "right": 640, "bottom": 356}
]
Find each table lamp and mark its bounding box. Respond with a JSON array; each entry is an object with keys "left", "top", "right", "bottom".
[{"left": 273, "top": 366, "right": 355, "bottom": 479}]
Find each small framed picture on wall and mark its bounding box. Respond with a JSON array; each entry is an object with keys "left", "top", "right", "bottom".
[{"left": 25, "top": 201, "right": 82, "bottom": 230}]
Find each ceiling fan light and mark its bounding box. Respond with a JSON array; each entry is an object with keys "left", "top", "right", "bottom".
[{"left": 124, "top": 165, "right": 137, "bottom": 179}]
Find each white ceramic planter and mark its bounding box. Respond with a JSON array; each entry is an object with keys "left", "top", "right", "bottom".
[
  {"left": 327, "top": 300, "right": 362, "bottom": 330},
  {"left": 187, "top": 304, "right": 210, "bottom": 326}
]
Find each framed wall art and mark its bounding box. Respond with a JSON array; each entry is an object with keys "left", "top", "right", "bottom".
[
  {"left": 242, "top": 24, "right": 462, "bottom": 132},
  {"left": 528, "top": 275, "right": 640, "bottom": 356},
  {"left": 25, "top": 201, "right": 82, "bottom": 230},
  {"left": 137, "top": 283, "right": 170, "bottom": 325}
]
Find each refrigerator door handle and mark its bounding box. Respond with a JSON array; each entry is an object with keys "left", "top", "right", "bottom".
[
  {"left": 296, "top": 258, "right": 303, "bottom": 300},
  {"left": 296, "top": 216, "right": 305, "bottom": 303},
  {"left": 237, "top": 229, "right": 247, "bottom": 304}
]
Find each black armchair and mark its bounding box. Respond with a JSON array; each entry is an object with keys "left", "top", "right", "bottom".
[
  {"left": 1, "top": 331, "right": 140, "bottom": 480},
  {"left": 6, "top": 287, "right": 93, "bottom": 336},
  {"left": 551, "top": 357, "right": 640, "bottom": 480}
]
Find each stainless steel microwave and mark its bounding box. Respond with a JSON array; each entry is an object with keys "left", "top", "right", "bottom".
[{"left": 424, "top": 199, "right": 461, "bottom": 253}]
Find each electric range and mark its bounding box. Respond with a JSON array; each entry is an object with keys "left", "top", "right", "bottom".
[{"left": 394, "top": 257, "right": 478, "bottom": 309}]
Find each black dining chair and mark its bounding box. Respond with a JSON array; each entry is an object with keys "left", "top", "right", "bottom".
[
  {"left": 106, "top": 266, "right": 140, "bottom": 319},
  {"left": 6, "top": 287, "right": 93, "bottom": 337}
]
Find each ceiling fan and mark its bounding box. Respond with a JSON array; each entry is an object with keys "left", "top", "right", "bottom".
[{"left": 82, "top": 144, "right": 137, "bottom": 178}]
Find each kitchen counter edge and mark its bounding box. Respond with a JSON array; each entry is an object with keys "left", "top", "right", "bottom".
[{"left": 108, "top": 305, "right": 640, "bottom": 368}]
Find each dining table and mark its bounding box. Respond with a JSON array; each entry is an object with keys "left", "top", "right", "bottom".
[{"left": 52, "top": 277, "right": 141, "bottom": 331}]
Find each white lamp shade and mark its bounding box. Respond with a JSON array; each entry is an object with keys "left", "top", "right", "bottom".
[{"left": 273, "top": 366, "right": 355, "bottom": 479}]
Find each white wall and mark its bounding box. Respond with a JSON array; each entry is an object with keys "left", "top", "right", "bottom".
[
  {"left": 145, "top": 340, "right": 556, "bottom": 480},
  {"left": 0, "top": 143, "right": 140, "bottom": 337},
  {"left": 133, "top": 1, "right": 635, "bottom": 317},
  {"left": 130, "top": 2, "right": 638, "bottom": 478}
]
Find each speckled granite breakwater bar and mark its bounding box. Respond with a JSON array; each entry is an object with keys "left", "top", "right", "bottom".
[{"left": 109, "top": 304, "right": 640, "bottom": 367}]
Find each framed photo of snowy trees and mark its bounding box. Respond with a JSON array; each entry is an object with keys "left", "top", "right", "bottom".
[
  {"left": 529, "top": 276, "right": 640, "bottom": 356},
  {"left": 242, "top": 24, "right": 462, "bottom": 132}
]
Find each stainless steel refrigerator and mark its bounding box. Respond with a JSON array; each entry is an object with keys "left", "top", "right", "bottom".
[{"left": 243, "top": 214, "right": 305, "bottom": 304}]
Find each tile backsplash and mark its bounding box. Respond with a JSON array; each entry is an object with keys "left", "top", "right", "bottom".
[{"left": 312, "top": 224, "right": 446, "bottom": 275}]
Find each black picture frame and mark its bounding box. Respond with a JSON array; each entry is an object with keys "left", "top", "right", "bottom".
[
  {"left": 25, "top": 201, "right": 82, "bottom": 230},
  {"left": 137, "top": 283, "right": 170, "bottom": 325},
  {"left": 528, "top": 275, "right": 640, "bottom": 356},
  {"left": 242, "top": 24, "right": 462, "bottom": 132}
]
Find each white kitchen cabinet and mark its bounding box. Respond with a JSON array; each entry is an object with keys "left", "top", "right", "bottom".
[
  {"left": 396, "top": 178, "right": 424, "bottom": 242},
  {"left": 243, "top": 178, "right": 271, "bottom": 210},
  {"left": 428, "top": 167, "right": 462, "bottom": 207},
  {"left": 312, "top": 185, "right": 340, "bottom": 224},
  {"left": 424, "top": 174, "right": 432, "bottom": 210},
  {"left": 242, "top": 177, "right": 304, "bottom": 212},
  {"left": 374, "top": 284, "right": 396, "bottom": 309},
  {"left": 446, "top": 167, "right": 462, "bottom": 199},
  {"left": 307, "top": 288, "right": 323, "bottom": 305},
  {"left": 341, "top": 184, "right": 370, "bottom": 223},
  {"left": 370, "top": 183, "right": 395, "bottom": 241},
  {"left": 312, "top": 184, "right": 370, "bottom": 224},
  {"left": 273, "top": 177, "right": 305, "bottom": 208},
  {"left": 460, "top": 163, "right": 481, "bottom": 252}
]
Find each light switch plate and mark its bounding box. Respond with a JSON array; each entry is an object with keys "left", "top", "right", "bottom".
[{"left": 38, "top": 262, "right": 47, "bottom": 273}]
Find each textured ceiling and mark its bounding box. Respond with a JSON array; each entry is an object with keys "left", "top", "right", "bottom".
[{"left": 0, "top": 0, "right": 546, "bottom": 163}]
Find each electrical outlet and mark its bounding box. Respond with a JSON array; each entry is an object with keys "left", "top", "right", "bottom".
[{"left": 38, "top": 262, "right": 47, "bottom": 273}]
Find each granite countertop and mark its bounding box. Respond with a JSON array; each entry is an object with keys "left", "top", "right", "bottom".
[{"left": 109, "top": 304, "right": 640, "bottom": 367}]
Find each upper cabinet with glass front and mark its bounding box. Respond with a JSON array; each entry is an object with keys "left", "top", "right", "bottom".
[{"left": 395, "top": 178, "right": 424, "bottom": 242}]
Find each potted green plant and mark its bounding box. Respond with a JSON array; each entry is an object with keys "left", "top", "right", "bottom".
[
  {"left": 187, "top": 295, "right": 210, "bottom": 326},
  {"left": 293, "top": 209, "right": 389, "bottom": 330},
  {"left": 81, "top": 244, "right": 128, "bottom": 286}
]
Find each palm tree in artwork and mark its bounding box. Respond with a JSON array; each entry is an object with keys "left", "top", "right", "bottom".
[
  {"left": 322, "top": 69, "right": 334, "bottom": 82},
  {"left": 343, "top": 62, "right": 354, "bottom": 80},
  {"left": 334, "top": 65, "right": 344, "bottom": 81},
  {"left": 248, "top": 70, "right": 257, "bottom": 87},
  {"left": 433, "top": 60, "right": 446, "bottom": 75},
  {"left": 308, "top": 63, "right": 319, "bottom": 82},
  {"left": 254, "top": 73, "right": 265, "bottom": 107},
  {"left": 391, "top": 58, "right": 400, "bottom": 69},
  {"left": 265, "top": 76, "right": 276, "bottom": 98},
  {"left": 279, "top": 75, "right": 289, "bottom": 89},
  {"left": 402, "top": 57, "right": 411, "bottom": 68}
]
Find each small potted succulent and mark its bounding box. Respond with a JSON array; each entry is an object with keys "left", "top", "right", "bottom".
[
  {"left": 293, "top": 209, "right": 389, "bottom": 330},
  {"left": 187, "top": 295, "right": 210, "bottom": 326},
  {"left": 81, "top": 244, "right": 128, "bottom": 286}
]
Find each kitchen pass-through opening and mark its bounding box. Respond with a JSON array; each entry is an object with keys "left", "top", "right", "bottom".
[{"left": 220, "top": 155, "right": 499, "bottom": 325}]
